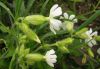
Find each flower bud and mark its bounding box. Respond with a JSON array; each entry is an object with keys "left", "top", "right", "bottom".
[
  {"left": 26, "top": 54, "right": 44, "bottom": 64},
  {"left": 56, "top": 38, "right": 74, "bottom": 53},
  {"left": 63, "top": 21, "right": 74, "bottom": 32},
  {"left": 18, "top": 44, "right": 25, "bottom": 56},
  {"left": 87, "top": 48, "right": 94, "bottom": 57},
  {"left": 24, "top": 15, "right": 47, "bottom": 25},
  {"left": 82, "top": 54, "right": 87, "bottom": 64},
  {"left": 56, "top": 38, "right": 74, "bottom": 46},
  {"left": 18, "top": 44, "right": 30, "bottom": 57},
  {"left": 17, "top": 23, "right": 41, "bottom": 43},
  {"left": 75, "top": 28, "right": 88, "bottom": 35},
  {"left": 75, "top": 28, "right": 88, "bottom": 39}
]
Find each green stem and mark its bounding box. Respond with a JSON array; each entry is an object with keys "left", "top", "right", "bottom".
[
  {"left": 34, "top": 43, "right": 56, "bottom": 52},
  {"left": 9, "top": 47, "right": 18, "bottom": 69},
  {"left": 94, "top": 0, "right": 100, "bottom": 11},
  {"left": 73, "top": 1, "right": 76, "bottom": 13}
]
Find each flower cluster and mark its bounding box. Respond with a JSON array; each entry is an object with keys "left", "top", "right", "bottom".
[
  {"left": 85, "top": 28, "right": 97, "bottom": 47},
  {"left": 48, "top": 4, "right": 78, "bottom": 34},
  {"left": 44, "top": 4, "right": 99, "bottom": 67},
  {"left": 16, "top": 4, "right": 100, "bottom": 68}
]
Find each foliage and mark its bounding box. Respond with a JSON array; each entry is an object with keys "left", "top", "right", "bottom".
[{"left": 0, "top": 0, "right": 100, "bottom": 69}]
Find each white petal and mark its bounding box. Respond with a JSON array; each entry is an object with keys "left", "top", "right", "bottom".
[
  {"left": 45, "top": 49, "right": 57, "bottom": 67},
  {"left": 89, "top": 28, "right": 92, "bottom": 34},
  {"left": 91, "top": 39, "right": 97, "bottom": 45},
  {"left": 50, "top": 7, "right": 62, "bottom": 17},
  {"left": 97, "top": 48, "right": 100, "bottom": 55},
  {"left": 63, "top": 13, "right": 69, "bottom": 19},
  {"left": 49, "top": 55, "right": 57, "bottom": 59},
  {"left": 90, "top": 31, "right": 98, "bottom": 36},
  {"left": 50, "top": 19, "right": 62, "bottom": 31},
  {"left": 50, "top": 59, "right": 57, "bottom": 63},
  {"left": 85, "top": 31, "right": 91, "bottom": 38},
  {"left": 47, "top": 61, "right": 54, "bottom": 67},
  {"left": 49, "top": 49, "right": 55, "bottom": 54},
  {"left": 50, "top": 24, "right": 56, "bottom": 34},
  {"left": 73, "top": 18, "right": 78, "bottom": 23},
  {"left": 69, "top": 15, "right": 75, "bottom": 20},
  {"left": 50, "top": 4, "right": 58, "bottom": 14},
  {"left": 88, "top": 42, "right": 93, "bottom": 47}
]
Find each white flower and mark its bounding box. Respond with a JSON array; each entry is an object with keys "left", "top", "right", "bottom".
[
  {"left": 85, "top": 28, "right": 98, "bottom": 47},
  {"left": 62, "top": 13, "right": 78, "bottom": 30},
  {"left": 44, "top": 49, "right": 57, "bottom": 67},
  {"left": 97, "top": 48, "right": 100, "bottom": 55},
  {"left": 49, "top": 4, "right": 62, "bottom": 34},
  {"left": 63, "top": 13, "right": 78, "bottom": 23}
]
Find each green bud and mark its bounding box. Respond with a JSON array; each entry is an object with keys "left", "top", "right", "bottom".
[
  {"left": 75, "top": 28, "right": 88, "bottom": 39},
  {"left": 82, "top": 54, "right": 87, "bottom": 64},
  {"left": 17, "top": 23, "right": 41, "bottom": 43},
  {"left": 18, "top": 44, "right": 25, "bottom": 56},
  {"left": 56, "top": 38, "right": 74, "bottom": 53},
  {"left": 24, "top": 15, "right": 47, "bottom": 25},
  {"left": 18, "top": 44, "right": 30, "bottom": 56},
  {"left": 87, "top": 48, "right": 94, "bottom": 58},
  {"left": 95, "top": 36, "right": 100, "bottom": 41},
  {"left": 75, "top": 28, "right": 88, "bottom": 35},
  {"left": 26, "top": 54, "right": 44, "bottom": 64},
  {"left": 56, "top": 38, "right": 74, "bottom": 46},
  {"left": 64, "top": 21, "right": 74, "bottom": 32}
]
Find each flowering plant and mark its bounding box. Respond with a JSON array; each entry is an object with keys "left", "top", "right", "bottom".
[{"left": 0, "top": 1, "right": 100, "bottom": 69}]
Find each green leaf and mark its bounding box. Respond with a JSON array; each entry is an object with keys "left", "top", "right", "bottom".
[
  {"left": 14, "top": 0, "right": 23, "bottom": 19},
  {"left": 70, "top": 0, "right": 84, "bottom": 2},
  {"left": 25, "top": 0, "right": 36, "bottom": 15},
  {"left": 40, "top": 0, "right": 50, "bottom": 14},
  {"left": 17, "top": 23, "right": 41, "bottom": 43},
  {"left": 0, "top": 1, "right": 14, "bottom": 19},
  {"left": 76, "top": 10, "right": 100, "bottom": 31},
  {"left": 20, "top": 1, "right": 25, "bottom": 16},
  {"left": 0, "top": 22, "right": 10, "bottom": 33},
  {"left": 77, "top": 15, "right": 87, "bottom": 21}
]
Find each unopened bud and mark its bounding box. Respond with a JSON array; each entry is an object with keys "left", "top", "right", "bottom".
[
  {"left": 56, "top": 38, "right": 74, "bottom": 53},
  {"left": 26, "top": 54, "right": 44, "bottom": 64},
  {"left": 87, "top": 48, "right": 94, "bottom": 57},
  {"left": 17, "top": 23, "right": 41, "bottom": 43},
  {"left": 63, "top": 21, "right": 74, "bottom": 32},
  {"left": 82, "top": 54, "right": 87, "bottom": 64},
  {"left": 75, "top": 28, "right": 88, "bottom": 39},
  {"left": 56, "top": 38, "right": 74, "bottom": 46},
  {"left": 24, "top": 15, "right": 47, "bottom": 25}
]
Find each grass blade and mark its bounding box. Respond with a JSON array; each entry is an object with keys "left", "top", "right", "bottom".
[
  {"left": 76, "top": 10, "right": 100, "bottom": 31},
  {"left": 0, "top": 1, "right": 14, "bottom": 19},
  {"left": 14, "top": 0, "right": 23, "bottom": 20},
  {"left": 25, "top": 0, "right": 36, "bottom": 15},
  {"left": 40, "top": 0, "right": 50, "bottom": 14}
]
